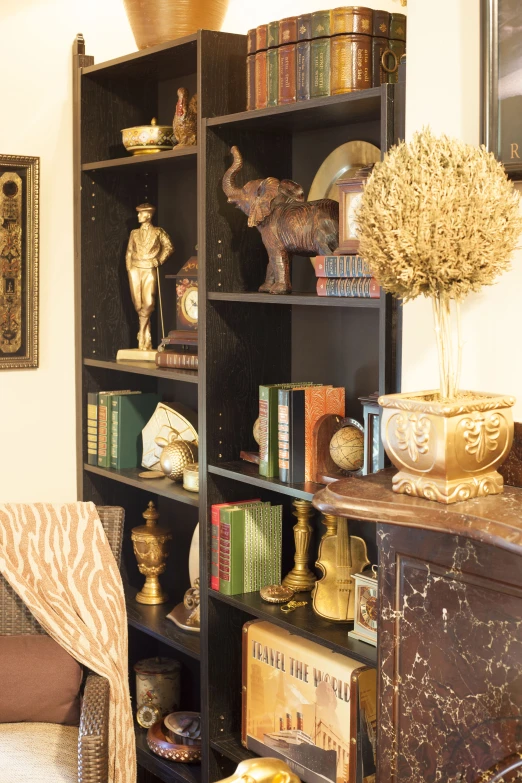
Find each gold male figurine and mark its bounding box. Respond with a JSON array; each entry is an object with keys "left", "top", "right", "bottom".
[{"left": 125, "top": 203, "right": 173, "bottom": 353}]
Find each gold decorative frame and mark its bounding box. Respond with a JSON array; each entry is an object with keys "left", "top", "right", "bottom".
[{"left": 0, "top": 154, "right": 39, "bottom": 369}]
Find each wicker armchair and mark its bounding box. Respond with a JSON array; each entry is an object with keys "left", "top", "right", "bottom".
[{"left": 0, "top": 505, "right": 124, "bottom": 783}]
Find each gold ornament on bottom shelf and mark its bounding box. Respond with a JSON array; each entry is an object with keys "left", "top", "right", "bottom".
[
  {"left": 282, "top": 499, "right": 317, "bottom": 593},
  {"left": 132, "top": 501, "right": 172, "bottom": 605}
]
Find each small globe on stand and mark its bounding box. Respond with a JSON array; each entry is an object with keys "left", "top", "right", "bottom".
[
  {"left": 253, "top": 418, "right": 261, "bottom": 445},
  {"left": 329, "top": 425, "right": 364, "bottom": 472}
]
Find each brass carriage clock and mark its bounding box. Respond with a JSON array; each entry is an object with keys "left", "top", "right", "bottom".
[
  {"left": 175, "top": 256, "right": 198, "bottom": 330},
  {"left": 348, "top": 567, "right": 378, "bottom": 647}
]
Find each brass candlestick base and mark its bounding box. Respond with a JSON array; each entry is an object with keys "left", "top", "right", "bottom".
[
  {"left": 132, "top": 501, "right": 172, "bottom": 605},
  {"left": 282, "top": 499, "right": 317, "bottom": 593}
]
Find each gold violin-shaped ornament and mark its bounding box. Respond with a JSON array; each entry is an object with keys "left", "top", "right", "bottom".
[{"left": 312, "top": 515, "right": 369, "bottom": 622}]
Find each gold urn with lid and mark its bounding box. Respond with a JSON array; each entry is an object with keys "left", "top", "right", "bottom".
[{"left": 132, "top": 501, "right": 172, "bottom": 604}]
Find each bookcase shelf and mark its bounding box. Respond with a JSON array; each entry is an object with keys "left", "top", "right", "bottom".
[
  {"left": 82, "top": 146, "right": 197, "bottom": 172},
  {"left": 208, "top": 462, "right": 321, "bottom": 502},
  {"left": 74, "top": 30, "right": 404, "bottom": 783},
  {"left": 125, "top": 583, "right": 200, "bottom": 659},
  {"left": 207, "top": 291, "right": 381, "bottom": 308},
  {"left": 84, "top": 357, "right": 198, "bottom": 383},
  {"left": 209, "top": 589, "right": 377, "bottom": 667},
  {"left": 136, "top": 725, "right": 202, "bottom": 783},
  {"left": 84, "top": 464, "right": 199, "bottom": 505}
]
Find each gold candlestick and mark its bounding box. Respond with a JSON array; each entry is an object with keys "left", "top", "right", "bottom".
[
  {"left": 322, "top": 514, "right": 338, "bottom": 538},
  {"left": 282, "top": 499, "right": 317, "bottom": 593},
  {"left": 132, "top": 501, "right": 172, "bottom": 605}
]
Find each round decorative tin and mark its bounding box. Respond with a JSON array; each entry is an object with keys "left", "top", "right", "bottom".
[
  {"left": 260, "top": 584, "right": 295, "bottom": 604},
  {"left": 183, "top": 462, "right": 199, "bottom": 492},
  {"left": 121, "top": 117, "right": 174, "bottom": 155},
  {"left": 134, "top": 657, "right": 181, "bottom": 726}
]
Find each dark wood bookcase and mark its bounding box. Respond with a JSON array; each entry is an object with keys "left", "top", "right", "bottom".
[{"left": 73, "top": 31, "right": 404, "bottom": 783}]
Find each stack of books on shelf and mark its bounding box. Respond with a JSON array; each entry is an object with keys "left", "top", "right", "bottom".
[
  {"left": 211, "top": 500, "right": 282, "bottom": 595},
  {"left": 156, "top": 330, "right": 198, "bottom": 370},
  {"left": 87, "top": 390, "right": 159, "bottom": 470},
  {"left": 259, "top": 382, "right": 345, "bottom": 481},
  {"left": 313, "top": 255, "right": 380, "bottom": 298},
  {"left": 246, "top": 7, "right": 406, "bottom": 110}
]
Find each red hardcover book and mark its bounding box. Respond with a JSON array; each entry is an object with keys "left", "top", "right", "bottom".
[
  {"left": 211, "top": 499, "right": 260, "bottom": 591},
  {"left": 255, "top": 50, "right": 268, "bottom": 109},
  {"left": 316, "top": 277, "right": 380, "bottom": 298},
  {"left": 278, "top": 44, "right": 297, "bottom": 104}
]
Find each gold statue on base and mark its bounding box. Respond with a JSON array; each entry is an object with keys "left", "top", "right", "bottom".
[{"left": 117, "top": 203, "right": 173, "bottom": 362}]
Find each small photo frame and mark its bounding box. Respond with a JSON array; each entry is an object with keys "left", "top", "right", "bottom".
[{"left": 0, "top": 154, "right": 39, "bottom": 369}]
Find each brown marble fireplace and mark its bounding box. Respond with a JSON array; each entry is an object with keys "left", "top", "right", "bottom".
[{"left": 314, "top": 470, "right": 522, "bottom": 783}]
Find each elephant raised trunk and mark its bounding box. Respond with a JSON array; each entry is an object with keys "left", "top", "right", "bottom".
[
  {"left": 222, "top": 146, "right": 339, "bottom": 294},
  {"left": 222, "top": 145, "right": 244, "bottom": 203}
]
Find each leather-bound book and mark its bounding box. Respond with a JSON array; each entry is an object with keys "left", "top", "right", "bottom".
[
  {"left": 247, "top": 28, "right": 257, "bottom": 55},
  {"left": 297, "top": 13, "right": 312, "bottom": 101},
  {"left": 267, "top": 20, "right": 279, "bottom": 49},
  {"left": 278, "top": 44, "right": 297, "bottom": 104},
  {"left": 255, "top": 49, "right": 268, "bottom": 109},
  {"left": 331, "top": 6, "right": 373, "bottom": 36},
  {"left": 246, "top": 54, "right": 256, "bottom": 110},
  {"left": 267, "top": 47, "right": 279, "bottom": 106},
  {"left": 331, "top": 33, "right": 372, "bottom": 93},
  {"left": 279, "top": 16, "right": 298, "bottom": 45},
  {"left": 373, "top": 9, "right": 390, "bottom": 38},
  {"left": 311, "top": 9, "right": 331, "bottom": 39},
  {"left": 311, "top": 37, "right": 331, "bottom": 98},
  {"left": 390, "top": 12, "right": 406, "bottom": 41},
  {"left": 255, "top": 24, "right": 268, "bottom": 52},
  {"left": 388, "top": 39, "right": 406, "bottom": 84},
  {"left": 372, "top": 37, "right": 389, "bottom": 87}
]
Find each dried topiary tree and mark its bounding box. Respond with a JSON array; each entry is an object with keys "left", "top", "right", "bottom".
[{"left": 357, "top": 127, "right": 522, "bottom": 400}]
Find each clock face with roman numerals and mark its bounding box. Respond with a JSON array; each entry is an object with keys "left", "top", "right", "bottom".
[{"left": 357, "top": 584, "right": 378, "bottom": 631}]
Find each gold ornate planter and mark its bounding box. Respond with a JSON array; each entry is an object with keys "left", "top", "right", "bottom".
[
  {"left": 123, "top": 0, "right": 230, "bottom": 50},
  {"left": 379, "top": 390, "right": 515, "bottom": 505}
]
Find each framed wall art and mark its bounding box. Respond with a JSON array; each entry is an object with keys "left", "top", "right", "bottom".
[
  {"left": 0, "top": 155, "right": 39, "bottom": 369},
  {"left": 482, "top": 0, "right": 522, "bottom": 177}
]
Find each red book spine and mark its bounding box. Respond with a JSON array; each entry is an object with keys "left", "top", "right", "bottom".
[
  {"left": 278, "top": 44, "right": 297, "bottom": 104},
  {"left": 316, "top": 277, "right": 380, "bottom": 297},
  {"left": 211, "top": 505, "right": 220, "bottom": 590},
  {"left": 219, "top": 522, "right": 231, "bottom": 584},
  {"left": 255, "top": 51, "right": 268, "bottom": 109}
]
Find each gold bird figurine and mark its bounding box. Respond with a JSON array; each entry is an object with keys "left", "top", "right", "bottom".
[{"left": 173, "top": 88, "right": 197, "bottom": 147}]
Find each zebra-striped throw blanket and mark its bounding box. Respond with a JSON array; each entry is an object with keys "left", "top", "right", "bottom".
[{"left": 0, "top": 502, "right": 136, "bottom": 783}]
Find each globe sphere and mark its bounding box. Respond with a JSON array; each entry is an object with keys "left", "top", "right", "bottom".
[{"left": 329, "top": 426, "right": 364, "bottom": 472}]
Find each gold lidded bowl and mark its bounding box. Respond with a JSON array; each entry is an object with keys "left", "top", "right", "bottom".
[
  {"left": 122, "top": 117, "right": 175, "bottom": 155},
  {"left": 379, "top": 390, "right": 515, "bottom": 505}
]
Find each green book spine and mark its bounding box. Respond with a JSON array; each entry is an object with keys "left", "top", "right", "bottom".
[
  {"left": 267, "top": 48, "right": 279, "bottom": 107},
  {"left": 259, "top": 383, "right": 316, "bottom": 478},
  {"left": 97, "top": 392, "right": 113, "bottom": 468},
  {"left": 220, "top": 503, "right": 262, "bottom": 595},
  {"left": 110, "top": 393, "right": 159, "bottom": 470},
  {"left": 311, "top": 10, "right": 331, "bottom": 38},
  {"left": 87, "top": 392, "right": 98, "bottom": 466},
  {"left": 311, "top": 38, "right": 331, "bottom": 98},
  {"left": 272, "top": 505, "right": 283, "bottom": 585}
]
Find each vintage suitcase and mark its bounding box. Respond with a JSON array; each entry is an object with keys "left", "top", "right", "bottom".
[{"left": 242, "top": 620, "right": 376, "bottom": 783}]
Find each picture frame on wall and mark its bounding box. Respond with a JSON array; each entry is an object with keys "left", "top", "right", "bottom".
[
  {"left": 0, "top": 154, "right": 39, "bottom": 369},
  {"left": 482, "top": 0, "right": 522, "bottom": 177}
]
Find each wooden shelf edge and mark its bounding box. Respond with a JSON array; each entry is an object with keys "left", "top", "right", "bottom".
[
  {"left": 82, "top": 146, "right": 198, "bottom": 171},
  {"left": 83, "top": 357, "right": 198, "bottom": 383},
  {"left": 125, "top": 583, "right": 201, "bottom": 659},
  {"left": 210, "top": 735, "right": 255, "bottom": 764},
  {"left": 207, "top": 87, "right": 382, "bottom": 127},
  {"left": 135, "top": 725, "right": 202, "bottom": 783},
  {"left": 207, "top": 291, "right": 381, "bottom": 308},
  {"left": 208, "top": 462, "right": 321, "bottom": 501},
  {"left": 209, "top": 589, "right": 377, "bottom": 667},
  {"left": 83, "top": 463, "right": 199, "bottom": 505},
  {"left": 82, "top": 33, "right": 198, "bottom": 75}
]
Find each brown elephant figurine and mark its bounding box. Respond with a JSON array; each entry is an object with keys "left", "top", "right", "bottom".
[{"left": 222, "top": 146, "right": 339, "bottom": 294}]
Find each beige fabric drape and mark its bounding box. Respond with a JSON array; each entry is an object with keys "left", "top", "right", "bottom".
[{"left": 0, "top": 502, "right": 136, "bottom": 783}]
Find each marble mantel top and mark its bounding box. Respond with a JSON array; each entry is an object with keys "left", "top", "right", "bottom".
[{"left": 313, "top": 469, "right": 522, "bottom": 556}]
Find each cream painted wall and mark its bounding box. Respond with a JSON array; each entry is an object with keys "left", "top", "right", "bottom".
[{"left": 0, "top": 0, "right": 134, "bottom": 501}]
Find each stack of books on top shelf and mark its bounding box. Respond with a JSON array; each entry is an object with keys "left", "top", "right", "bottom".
[
  {"left": 211, "top": 500, "right": 282, "bottom": 595},
  {"left": 156, "top": 330, "right": 198, "bottom": 370},
  {"left": 258, "top": 382, "right": 346, "bottom": 481},
  {"left": 313, "top": 255, "right": 380, "bottom": 298},
  {"left": 87, "top": 390, "right": 159, "bottom": 470}
]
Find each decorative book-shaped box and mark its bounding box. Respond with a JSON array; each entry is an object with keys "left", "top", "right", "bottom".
[{"left": 242, "top": 620, "right": 376, "bottom": 783}]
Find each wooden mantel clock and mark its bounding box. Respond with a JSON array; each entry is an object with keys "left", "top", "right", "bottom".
[
  {"left": 174, "top": 256, "right": 198, "bottom": 331},
  {"left": 336, "top": 166, "right": 374, "bottom": 255}
]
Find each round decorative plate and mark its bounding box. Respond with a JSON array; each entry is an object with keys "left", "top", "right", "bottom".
[
  {"left": 147, "top": 721, "right": 202, "bottom": 763},
  {"left": 308, "top": 140, "right": 381, "bottom": 202},
  {"left": 260, "top": 584, "right": 295, "bottom": 604}
]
